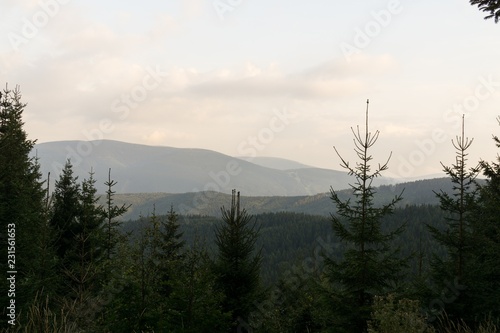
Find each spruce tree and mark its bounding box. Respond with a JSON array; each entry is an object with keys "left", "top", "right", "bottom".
[
  {"left": 103, "top": 168, "right": 130, "bottom": 261},
  {"left": 157, "top": 205, "right": 185, "bottom": 298},
  {"left": 213, "top": 190, "right": 262, "bottom": 331},
  {"left": 21, "top": 164, "right": 59, "bottom": 305},
  {"left": 50, "top": 160, "right": 82, "bottom": 267},
  {"left": 0, "top": 85, "right": 48, "bottom": 323},
  {"left": 64, "top": 170, "right": 105, "bottom": 298},
  {"left": 319, "top": 100, "right": 406, "bottom": 333},
  {"left": 161, "top": 242, "right": 231, "bottom": 332},
  {"left": 95, "top": 168, "right": 130, "bottom": 328},
  {"left": 139, "top": 208, "right": 163, "bottom": 330},
  {"left": 427, "top": 116, "right": 479, "bottom": 323},
  {"left": 61, "top": 169, "right": 107, "bottom": 328},
  {"left": 131, "top": 205, "right": 188, "bottom": 331},
  {"left": 467, "top": 116, "right": 500, "bottom": 323},
  {"left": 470, "top": 0, "right": 500, "bottom": 23},
  {"left": 118, "top": 207, "right": 168, "bottom": 331}
]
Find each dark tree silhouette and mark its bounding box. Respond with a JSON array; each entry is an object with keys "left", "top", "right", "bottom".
[
  {"left": 470, "top": 0, "right": 500, "bottom": 23},
  {"left": 319, "top": 100, "right": 406, "bottom": 333},
  {"left": 427, "top": 115, "right": 479, "bottom": 324},
  {"left": 213, "top": 190, "right": 262, "bottom": 331}
]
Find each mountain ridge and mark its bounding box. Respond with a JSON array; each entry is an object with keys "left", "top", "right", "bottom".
[
  {"left": 30, "top": 140, "right": 459, "bottom": 221},
  {"left": 32, "top": 139, "right": 396, "bottom": 196},
  {"left": 104, "top": 177, "right": 455, "bottom": 221}
]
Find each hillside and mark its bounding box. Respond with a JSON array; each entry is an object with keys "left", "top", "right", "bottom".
[
  {"left": 109, "top": 177, "right": 455, "bottom": 221},
  {"left": 32, "top": 140, "right": 397, "bottom": 196}
]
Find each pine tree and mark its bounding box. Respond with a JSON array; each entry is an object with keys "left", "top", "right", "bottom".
[
  {"left": 0, "top": 85, "right": 48, "bottom": 323},
  {"left": 64, "top": 170, "right": 105, "bottom": 298},
  {"left": 161, "top": 242, "right": 231, "bottom": 332},
  {"left": 60, "top": 169, "right": 108, "bottom": 328},
  {"left": 139, "top": 208, "right": 162, "bottom": 330},
  {"left": 156, "top": 205, "right": 185, "bottom": 298},
  {"left": 103, "top": 168, "right": 130, "bottom": 261},
  {"left": 21, "top": 165, "right": 59, "bottom": 304},
  {"left": 213, "top": 190, "right": 262, "bottom": 331},
  {"left": 427, "top": 116, "right": 479, "bottom": 323},
  {"left": 120, "top": 207, "right": 165, "bottom": 331},
  {"left": 467, "top": 116, "right": 500, "bottom": 323},
  {"left": 50, "top": 160, "right": 82, "bottom": 267},
  {"left": 470, "top": 0, "right": 500, "bottom": 23},
  {"left": 94, "top": 168, "right": 130, "bottom": 329},
  {"left": 108, "top": 205, "right": 185, "bottom": 331},
  {"left": 319, "top": 100, "right": 406, "bottom": 333}
]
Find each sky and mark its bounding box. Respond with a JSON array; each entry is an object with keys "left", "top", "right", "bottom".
[{"left": 1, "top": 0, "right": 499, "bottom": 179}]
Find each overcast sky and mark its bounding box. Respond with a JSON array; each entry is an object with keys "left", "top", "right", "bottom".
[{"left": 1, "top": 0, "right": 499, "bottom": 178}]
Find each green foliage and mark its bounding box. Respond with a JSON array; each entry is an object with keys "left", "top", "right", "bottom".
[
  {"left": 155, "top": 205, "right": 186, "bottom": 298},
  {"left": 53, "top": 168, "right": 109, "bottom": 329},
  {"left": 465, "top": 118, "right": 500, "bottom": 324},
  {"left": 160, "top": 243, "right": 231, "bottom": 332},
  {"left": 427, "top": 118, "right": 480, "bottom": 324},
  {"left": 259, "top": 271, "right": 321, "bottom": 333},
  {"left": 367, "top": 294, "right": 434, "bottom": 333},
  {"left": 436, "top": 313, "right": 499, "bottom": 333},
  {"left": 111, "top": 178, "right": 454, "bottom": 221},
  {"left": 105, "top": 204, "right": 199, "bottom": 332},
  {"left": 50, "top": 160, "right": 82, "bottom": 265},
  {"left": 320, "top": 101, "right": 407, "bottom": 332},
  {"left": 0, "top": 85, "right": 52, "bottom": 324},
  {"left": 4, "top": 86, "right": 500, "bottom": 331},
  {"left": 102, "top": 168, "right": 130, "bottom": 262},
  {"left": 470, "top": 0, "right": 500, "bottom": 22},
  {"left": 213, "top": 190, "right": 263, "bottom": 330},
  {"left": 11, "top": 293, "right": 79, "bottom": 333}
]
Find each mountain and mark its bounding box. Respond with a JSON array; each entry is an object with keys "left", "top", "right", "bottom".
[
  {"left": 30, "top": 140, "right": 463, "bottom": 221},
  {"left": 236, "top": 156, "right": 313, "bottom": 170},
  {"left": 32, "top": 140, "right": 396, "bottom": 196},
  {"left": 105, "top": 177, "right": 457, "bottom": 221}
]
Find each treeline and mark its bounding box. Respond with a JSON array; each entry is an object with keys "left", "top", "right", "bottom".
[
  {"left": 124, "top": 206, "right": 446, "bottom": 286},
  {"left": 1, "top": 87, "right": 500, "bottom": 332}
]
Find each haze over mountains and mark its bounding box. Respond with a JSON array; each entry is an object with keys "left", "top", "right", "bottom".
[
  {"left": 32, "top": 140, "right": 401, "bottom": 196},
  {"left": 105, "top": 178, "right": 452, "bottom": 221},
  {"left": 30, "top": 140, "right": 456, "bottom": 220}
]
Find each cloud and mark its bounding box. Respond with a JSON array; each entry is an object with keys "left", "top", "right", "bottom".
[
  {"left": 1, "top": 0, "right": 39, "bottom": 10},
  {"left": 185, "top": 61, "right": 367, "bottom": 100},
  {"left": 147, "top": 13, "right": 179, "bottom": 41},
  {"left": 0, "top": 1, "right": 440, "bottom": 179},
  {"left": 157, "top": 55, "right": 397, "bottom": 101},
  {"left": 181, "top": 0, "right": 205, "bottom": 20},
  {"left": 302, "top": 53, "right": 398, "bottom": 80},
  {"left": 56, "top": 24, "right": 132, "bottom": 58},
  {"left": 381, "top": 124, "right": 424, "bottom": 137},
  {"left": 6, "top": 49, "right": 398, "bottom": 151}
]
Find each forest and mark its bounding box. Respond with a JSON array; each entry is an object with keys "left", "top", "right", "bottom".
[{"left": 1, "top": 86, "right": 500, "bottom": 333}]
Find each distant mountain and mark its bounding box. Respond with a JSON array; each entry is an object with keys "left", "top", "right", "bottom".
[
  {"left": 107, "top": 177, "right": 457, "bottom": 221},
  {"left": 32, "top": 140, "right": 396, "bottom": 196},
  {"left": 236, "top": 156, "right": 313, "bottom": 170},
  {"left": 30, "top": 140, "right": 464, "bottom": 220}
]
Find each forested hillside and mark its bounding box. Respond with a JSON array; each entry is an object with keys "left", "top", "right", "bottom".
[
  {"left": 105, "top": 177, "right": 456, "bottom": 221},
  {"left": 123, "top": 206, "right": 447, "bottom": 286},
  {"left": 1, "top": 87, "right": 499, "bottom": 332}
]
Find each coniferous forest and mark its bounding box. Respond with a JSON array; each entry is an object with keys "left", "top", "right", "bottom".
[{"left": 1, "top": 87, "right": 500, "bottom": 333}]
